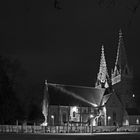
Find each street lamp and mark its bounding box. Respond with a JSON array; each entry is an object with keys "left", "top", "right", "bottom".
[
  {"left": 51, "top": 115, "right": 54, "bottom": 126},
  {"left": 108, "top": 116, "right": 111, "bottom": 126},
  {"left": 136, "top": 118, "right": 139, "bottom": 124}
]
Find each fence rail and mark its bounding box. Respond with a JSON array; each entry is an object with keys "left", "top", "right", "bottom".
[{"left": 0, "top": 125, "right": 140, "bottom": 133}]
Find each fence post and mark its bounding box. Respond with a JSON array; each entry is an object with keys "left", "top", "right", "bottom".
[
  {"left": 67, "top": 123, "right": 68, "bottom": 133},
  {"left": 16, "top": 120, "right": 18, "bottom": 133},
  {"left": 25, "top": 124, "right": 27, "bottom": 133},
  {"left": 58, "top": 125, "right": 59, "bottom": 133},
  {"left": 33, "top": 123, "right": 35, "bottom": 133}
]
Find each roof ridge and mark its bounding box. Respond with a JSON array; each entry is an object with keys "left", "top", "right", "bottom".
[{"left": 48, "top": 82, "right": 104, "bottom": 90}]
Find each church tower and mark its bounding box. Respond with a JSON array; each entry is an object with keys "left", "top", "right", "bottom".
[
  {"left": 111, "top": 29, "right": 135, "bottom": 108},
  {"left": 95, "top": 45, "right": 109, "bottom": 89}
]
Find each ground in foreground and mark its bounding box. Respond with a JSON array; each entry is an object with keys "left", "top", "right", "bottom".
[{"left": 0, "top": 133, "right": 140, "bottom": 140}]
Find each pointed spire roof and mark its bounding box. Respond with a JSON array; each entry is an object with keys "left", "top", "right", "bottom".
[
  {"left": 115, "top": 29, "right": 128, "bottom": 72},
  {"left": 95, "top": 45, "right": 109, "bottom": 88},
  {"left": 113, "top": 29, "right": 129, "bottom": 77}
]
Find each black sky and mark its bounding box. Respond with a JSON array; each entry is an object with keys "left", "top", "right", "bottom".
[{"left": 0, "top": 0, "right": 140, "bottom": 102}]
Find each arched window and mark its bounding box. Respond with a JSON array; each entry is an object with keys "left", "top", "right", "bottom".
[{"left": 73, "top": 111, "right": 76, "bottom": 117}]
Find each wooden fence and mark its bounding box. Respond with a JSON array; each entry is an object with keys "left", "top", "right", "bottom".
[{"left": 0, "top": 125, "right": 140, "bottom": 133}]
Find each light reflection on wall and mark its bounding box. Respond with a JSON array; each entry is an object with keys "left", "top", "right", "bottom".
[
  {"left": 103, "top": 106, "right": 107, "bottom": 126},
  {"left": 123, "top": 119, "right": 129, "bottom": 126}
]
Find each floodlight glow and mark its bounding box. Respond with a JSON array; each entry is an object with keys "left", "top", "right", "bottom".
[
  {"left": 72, "top": 106, "right": 78, "bottom": 112},
  {"left": 49, "top": 83, "right": 98, "bottom": 108},
  {"left": 90, "top": 114, "right": 93, "bottom": 118},
  {"left": 103, "top": 106, "right": 106, "bottom": 112},
  {"left": 132, "top": 94, "right": 135, "bottom": 98},
  {"left": 41, "top": 121, "right": 48, "bottom": 126},
  {"left": 91, "top": 103, "right": 98, "bottom": 107}
]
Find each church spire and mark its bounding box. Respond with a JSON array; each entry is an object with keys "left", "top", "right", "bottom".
[
  {"left": 95, "top": 45, "right": 109, "bottom": 88},
  {"left": 112, "top": 29, "right": 130, "bottom": 85},
  {"left": 115, "top": 29, "right": 128, "bottom": 71}
]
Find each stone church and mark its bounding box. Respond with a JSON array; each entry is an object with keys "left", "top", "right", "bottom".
[{"left": 41, "top": 30, "right": 140, "bottom": 127}]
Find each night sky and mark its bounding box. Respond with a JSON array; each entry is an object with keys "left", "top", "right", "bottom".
[{"left": 0, "top": 0, "right": 140, "bottom": 104}]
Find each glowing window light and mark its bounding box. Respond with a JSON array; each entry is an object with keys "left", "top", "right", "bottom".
[{"left": 70, "top": 106, "right": 78, "bottom": 118}]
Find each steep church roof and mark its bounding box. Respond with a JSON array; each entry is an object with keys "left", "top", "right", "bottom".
[
  {"left": 112, "top": 29, "right": 130, "bottom": 78},
  {"left": 115, "top": 29, "right": 128, "bottom": 72},
  {"left": 111, "top": 29, "right": 132, "bottom": 86},
  {"left": 47, "top": 83, "right": 105, "bottom": 107}
]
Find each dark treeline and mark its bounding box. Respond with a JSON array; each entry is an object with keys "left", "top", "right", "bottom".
[{"left": 0, "top": 55, "right": 44, "bottom": 125}]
